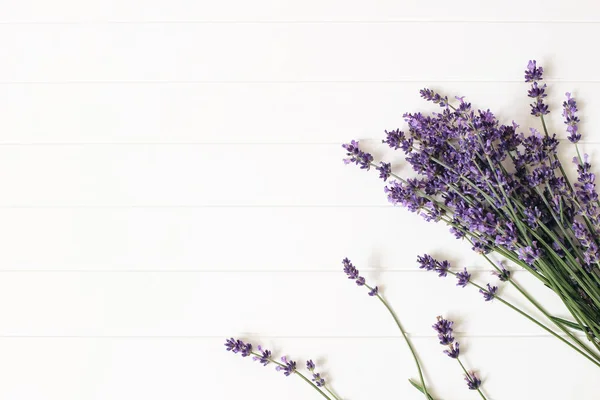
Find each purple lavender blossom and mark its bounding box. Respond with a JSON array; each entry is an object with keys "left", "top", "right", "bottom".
[
  {"left": 417, "top": 254, "right": 452, "bottom": 277},
  {"left": 368, "top": 286, "right": 379, "bottom": 296},
  {"left": 433, "top": 316, "right": 458, "bottom": 354},
  {"left": 465, "top": 372, "right": 482, "bottom": 390},
  {"left": 437, "top": 260, "right": 450, "bottom": 277},
  {"left": 276, "top": 356, "right": 297, "bottom": 376},
  {"left": 525, "top": 61, "right": 549, "bottom": 116},
  {"left": 479, "top": 283, "right": 498, "bottom": 301},
  {"left": 420, "top": 88, "right": 448, "bottom": 107},
  {"left": 343, "top": 258, "right": 360, "bottom": 280},
  {"left": 342, "top": 140, "right": 373, "bottom": 170},
  {"left": 563, "top": 93, "right": 581, "bottom": 143},
  {"left": 517, "top": 242, "right": 543, "bottom": 265},
  {"left": 306, "top": 360, "right": 326, "bottom": 386},
  {"left": 382, "top": 129, "right": 405, "bottom": 150},
  {"left": 530, "top": 100, "right": 550, "bottom": 116},
  {"left": 524, "top": 60, "right": 544, "bottom": 82},
  {"left": 492, "top": 265, "right": 511, "bottom": 282},
  {"left": 574, "top": 154, "right": 599, "bottom": 216},
  {"left": 432, "top": 316, "right": 454, "bottom": 336},
  {"left": 444, "top": 342, "right": 460, "bottom": 359},
  {"left": 417, "top": 254, "right": 436, "bottom": 271},
  {"left": 225, "top": 338, "right": 253, "bottom": 357},
  {"left": 253, "top": 345, "right": 272, "bottom": 366},
  {"left": 433, "top": 316, "right": 454, "bottom": 344},
  {"left": 456, "top": 268, "right": 471, "bottom": 287},
  {"left": 376, "top": 162, "right": 392, "bottom": 181}
]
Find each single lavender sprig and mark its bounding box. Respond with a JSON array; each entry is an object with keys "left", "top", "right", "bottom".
[
  {"left": 224, "top": 338, "right": 337, "bottom": 400},
  {"left": 563, "top": 92, "right": 581, "bottom": 143},
  {"left": 432, "top": 317, "right": 488, "bottom": 399},
  {"left": 342, "top": 258, "right": 432, "bottom": 399}
]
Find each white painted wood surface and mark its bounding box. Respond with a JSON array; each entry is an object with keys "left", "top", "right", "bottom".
[{"left": 0, "top": 1, "right": 598, "bottom": 399}]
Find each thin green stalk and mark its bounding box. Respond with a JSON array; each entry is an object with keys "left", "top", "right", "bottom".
[
  {"left": 444, "top": 271, "right": 600, "bottom": 367},
  {"left": 324, "top": 386, "right": 341, "bottom": 400},
  {"left": 479, "top": 253, "right": 600, "bottom": 362},
  {"left": 456, "top": 357, "right": 487, "bottom": 400},
  {"left": 365, "top": 284, "right": 432, "bottom": 399}
]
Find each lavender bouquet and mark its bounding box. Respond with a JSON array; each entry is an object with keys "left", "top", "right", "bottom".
[
  {"left": 343, "top": 60, "right": 600, "bottom": 364},
  {"left": 226, "top": 61, "right": 600, "bottom": 399}
]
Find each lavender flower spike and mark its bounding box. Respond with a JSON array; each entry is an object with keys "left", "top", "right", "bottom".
[
  {"left": 465, "top": 371, "right": 482, "bottom": 390},
  {"left": 342, "top": 140, "right": 373, "bottom": 170},
  {"left": 480, "top": 283, "right": 498, "bottom": 301},
  {"left": 417, "top": 254, "right": 451, "bottom": 278},
  {"left": 276, "top": 356, "right": 297, "bottom": 376},
  {"left": 456, "top": 268, "right": 471, "bottom": 287},
  {"left": 563, "top": 92, "right": 581, "bottom": 143},
  {"left": 524, "top": 60, "right": 544, "bottom": 82},
  {"left": 225, "top": 337, "right": 253, "bottom": 357},
  {"left": 433, "top": 316, "right": 455, "bottom": 347},
  {"left": 306, "top": 360, "right": 326, "bottom": 387}
]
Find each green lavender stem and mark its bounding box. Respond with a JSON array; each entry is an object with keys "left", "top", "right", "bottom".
[
  {"left": 444, "top": 271, "right": 600, "bottom": 367},
  {"left": 479, "top": 254, "right": 600, "bottom": 363},
  {"left": 365, "top": 284, "right": 432, "bottom": 399},
  {"left": 324, "top": 386, "right": 341, "bottom": 400}
]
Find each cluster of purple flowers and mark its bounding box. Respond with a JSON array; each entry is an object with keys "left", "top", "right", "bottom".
[
  {"left": 433, "top": 316, "right": 459, "bottom": 358},
  {"left": 343, "top": 60, "right": 600, "bottom": 340},
  {"left": 306, "top": 360, "right": 326, "bottom": 387}
]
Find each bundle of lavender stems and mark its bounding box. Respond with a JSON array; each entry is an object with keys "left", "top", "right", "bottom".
[
  {"left": 226, "top": 61, "right": 600, "bottom": 399},
  {"left": 343, "top": 60, "right": 600, "bottom": 366}
]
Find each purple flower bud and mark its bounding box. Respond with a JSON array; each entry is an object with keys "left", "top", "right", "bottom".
[
  {"left": 277, "top": 356, "right": 297, "bottom": 376},
  {"left": 524, "top": 60, "right": 544, "bottom": 82},
  {"left": 456, "top": 268, "right": 471, "bottom": 287},
  {"left": 465, "top": 371, "right": 482, "bottom": 390},
  {"left": 253, "top": 345, "right": 272, "bottom": 366},
  {"left": 306, "top": 360, "right": 315, "bottom": 371},
  {"left": 420, "top": 88, "right": 449, "bottom": 107},
  {"left": 312, "top": 373, "right": 325, "bottom": 387},
  {"left": 342, "top": 140, "right": 374, "bottom": 170},
  {"left": 444, "top": 342, "right": 460, "bottom": 359},
  {"left": 224, "top": 338, "right": 253, "bottom": 358},
  {"left": 480, "top": 283, "right": 498, "bottom": 301},
  {"left": 563, "top": 92, "right": 581, "bottom": 143},
  {"left": 417, "top": 254, "right": 436, "bottom": 271},
  {"left": 376, "top": 162, "right": 392, "bottom": 181}
]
